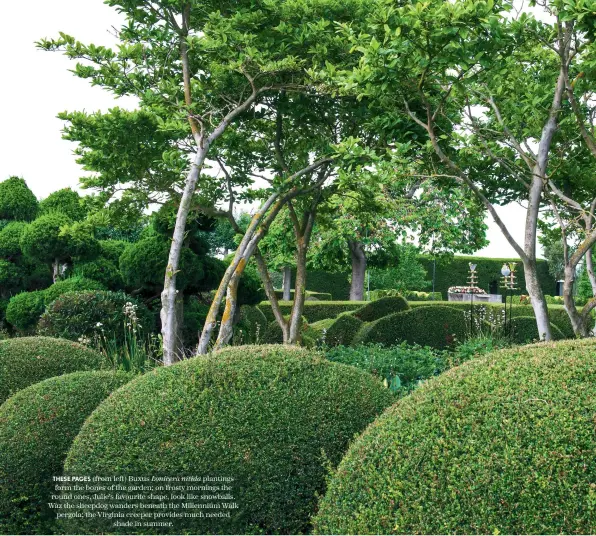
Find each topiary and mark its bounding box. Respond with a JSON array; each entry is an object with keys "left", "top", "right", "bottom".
[
  {"left": 0, "top": 337, "right": 106, "bottom": 403},
  {"left": 38, "top": 290, "right": 154, "bottom": 343},
  {"left": 0, "top": 177, "right": 38, "bottom": 222},
  {"left": 0, "top": 370, "right": 131, "bottom": 534},
  {"left": 71, "top": 257, "right": 123, "bottom": 290},
  {"left": 354, "top": 296, "right": 410, "bottom": 322},
  {"left": 19, "top": 212, "right": 72, "bottom": 265},
  {"left": 362, "top": 305, "right": 467, "bottom": 349},
  {"left": 509, "top": 316, "right": 565, "bottom": 344},
  {"left": 313, "top": 339, "right": 596, "bottom": 535},
  {"left": 5, "top": 291, "right": 46, "bottom": 333},
  {"left": 324, "top": 313, "right": 363, "bottom": 346},
  {"left": 38, "top": 188, "right": 86, "bottom": 221},
  {"left": 0, "top": 221, "right": 27, "bottom": 260},
  {"left": 43, "top": 276, "right": 106, "bottom": 305},
  {"left": 98, "top": 239, "right": 129, "bottom": 264},
  {"left": 0, "top": 259, "right": 22, "bottom": 293},
  {"left": 60, "top": 345, "right": 393, "bottom": 534}
]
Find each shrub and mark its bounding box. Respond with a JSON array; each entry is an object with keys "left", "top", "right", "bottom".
[
  {"left": 0, "top": 337, "right": 106, "bottom": 403},
  {"left": 5, "top": 291, "right": 46, "bottom": 332},
  {"left": 362, "top": 305, "right": 467, "bottom": 349},
  {"left": 182, "top": 296, "right": 210, "bottom": 349},
  {"left": 61, "top": 346, "right": 393, "bottom": 535},
  {"left": 314, "top": 339, "right": 596, "bottom": 535},
  {"left": 258, "top": 301, "right": 366, "bottom": 323},
  {"left": 98, "top": 239, "right": 129, "bottom": 264},
  {"left": 325, "top": 343, "right": 445, "bottom": 395},
  {"left": 44, "top": 276, "right": 106, "bottom": 304},
  {"left": 273, "top": 289, "right": 332, "bottom": 301},
  {"left": 72, "top": 257, "right": 123, "bottom": 290},
  {"left": 38, "top": 188, "right": 86, "bottom": 221},
  {"left": 38, "top": 291, "right": 153, "bottom": 343},
  {"left": 0, "top": 371, "right": 130, "bottom": 534},
  {"left": 0, "top": 259, "right": 21, "bottom": 293},
  {"left": 354, "top": 296, "right": 410, "bottom": 322},
  {"left": 0, "top": 221, "right": 27, "bottom": 260},
  {"left": 19, "top": 212, "right": 72, "bottom": 264},
  {"left": 509, "top": 316, "right": 565, "bottom": 344},
  {"left": 370, "top": 289, "right": 442, "bottom": 301},
  {"left": 236, "top": 305, "right": 268, "bottom": 344},
  {"left": 324, "top": 313, "right": 363, "bottom": 346},
  {"left": 0, "top": 177, "right": 38, "bottom": 221}
]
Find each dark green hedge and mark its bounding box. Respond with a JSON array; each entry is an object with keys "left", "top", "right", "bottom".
[
  {"left": 418, "top": 255, "right": 556, "bottom": 297},
  {"left": 324, "top": 314, "right": 364, "bottom": 346},
  {"left": 314, "top": 339, "right": 596, "bottom": 534},
  {"left": 5, "top": 291, "right": 46, "bottom": 333},
  {"left": 354, "top": 296, "right": 410, "bottom": 322},
  {"left": 61, "top": 345, "right": 393, "bottom": 534},
  {"left": 509, "top": 316, "right": 565, "bottom": 344},
  {"left": 258, "top": 301, "right": 366, "bottom": 323},
  {"left": 0, "top": 337, "right": 106, "bottom": 403},
  {"left": 0, "top": 371, "right": 131, "bottom": 534},
  {"left": 273, "top": 289, "right": 332, "bottom": 301},
  {"left": 236, "top": 305, "right": 268, "bottom": 344},
  {"left": 285, "top": 269, "right": 351, "bottom": 300},
  {"left": 362, "top": 306, "right": 467, "bottom": 349}
]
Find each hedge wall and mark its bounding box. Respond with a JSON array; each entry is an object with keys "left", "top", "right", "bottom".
[
  {"left": 285, "top": 269, "right": 351, "bottom": 300},
  {"left": 418, "top": 255, "right": 556, "bottom": 297},
  {"left": 273, "top": 289, "right": 332, "bottom": 301},
  {"left": 257, "top": 301, "right": 366, "bottom": 323}
]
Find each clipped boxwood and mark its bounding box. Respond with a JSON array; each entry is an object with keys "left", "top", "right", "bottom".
[
  {"left": 324, "top": 313, "right": 363, "bottom": 346},
  {"left": 72, "top": 257, "right": 123, "bottom": 290},
  {"left": 354, "top": 296, "right": 410, "bottom": 322},
  {"left": 61, "top": 346, "right": 393, "bottom": 535},
  {"left": 5, "top": 290, "right": 46, "bottom": 333},
  {"left": 273, "top": 289, "right": 333, "bottom": 301},
  {"left": 43, "top": 276, "right": 106, "bottom": 304},
  {"left": 0, "top": 337, "right": 106, "bottom": 403},
  {"left": 258, "top": 301, "right": 366, "bottom": 323},
  {"left": 509, "top": 316, "right": 565, "bottom": 344},
  {"left": 362, "top": 305, "right": 467, "bottom": 349},
  {"left": 0, "top": 371, "right": 131, "bottom": 534},
  {"left": 314, "top": 339, "right": 596, "bottom": 535},
  {"left": 38, "top": 290, "right": 154, "bottom": 343}
]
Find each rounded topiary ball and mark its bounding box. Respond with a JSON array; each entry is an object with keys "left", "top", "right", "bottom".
[
  {"left": 61, "top": 345, "right": 393, "bottom": 534},
  {"left": 0, "top": 221, "right": 27, "bottom": 260},
  {"left": 38, "top": 188, "right": 86, "bottom": 221},
  {"left": 314, "top": 339, "right": 596, "bottom": 535},
  {"left": 509, "top": 316, "right": 565, "bottom": 344},
  {"left": 72, "top": 258, "right": 123, "bottom": 290},
  {"left": 325, "top": 313, "right": 363, "bottom": 346},
  {"left": 0, "top": 370, "right": 131, "bottom": 535},
  {"left": 5, "top": 290, "right": 46, "bottom": 333},
  {"left": 0, "top": 177, "right": 38, "bottom": 222},
  {"left": 354, "top": 296, "right": 410, "bottom": 322},
  {"left": 0, "top": 337, "right": 106, "bottom": 403},
  {"left": 44, "top": 276, "right": 106, "bottom": 305}
]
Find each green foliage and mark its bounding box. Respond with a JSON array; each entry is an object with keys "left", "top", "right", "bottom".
[
  {"left": 98, "top": 239, "right": 128, "bottom": 264},
  {"left": 182, "top": 296, "right": 210, "bottom": 349},
  {"left": 324, "top": 313, "right": 363, "bottom": 346},
  {"left": 38, "top": 188, "right": 86, "bottom": 221},
  {"left": 509, "top": 316, "right": 565, "bottom": 344},
  {"left": 314, "top": 339, "right": 596, "bottom": 534},
  {"left": 5, "top": 291, "right": 46, "bottom": 333},
  {"left": 0, "top": 336, "right": 105, "bottom": 403},
  {"left": 325, "top": 343, "right": 445, "bottom": 395},
  {"left": 38, "top": 291, "right": 153, "bottom": 343},
  {"left": 0, "top": 260, "right": 22, "bottom": 294},
  {"left": 22, "top": 260, "right": 53, "bottom": 291},
  {"left": 19, "top": 212, "right": 72, "bottom": 264},
  {"left": 370, "top": 289, "right": 442, "bottom": 301},
  {"left": 72, "top": 257, "right": 123, "bottom": 290},
  {"left": 236, "top": 305, "right": 268, "bottom": 345},
  {"left": 368, "top": 246, "right": 430, "bottom": 292},
  {"left": 363, "top": 306, "right": 467, "bottom": 349},
  {"left": 258, "top": 301, "right": 366, "bottom": 323},
  {"left": 449, "top": 334, "right": 512, "bottom": 368},
  {"left": 61, "top": 345, "right": 393, "bottom": 534},
  {"left": 0, "top": 177, "right": 38, "bottom": 222},
  {"left": 289, "top": 269, "right": 351, "bottom": 300},
  {"left": 354, "top": 296, "right": 410, "bottom": 322},
  {"left": 44, "top": 276, "right": 106, "bottom": 304},
  {"left": 274, "top": 289, "right": 332, "bottom": 301},
  {"left": 0, "top": 222, "right": 27, "bottom": 260},
  {"left": 0, "top": 371, "right": 130, "bottom": 534}
]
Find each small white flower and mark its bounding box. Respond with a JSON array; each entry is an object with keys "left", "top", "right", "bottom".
[{"left": 96, "top": 322, "right": 103, "bottom": 328}]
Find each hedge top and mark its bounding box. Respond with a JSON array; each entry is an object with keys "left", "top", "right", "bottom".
[
  {"left": 62, "top": 345, "right": 393, "bottom": 535},
  {"left": 314, "top": 339, "right": 596, "bottom": 535}
]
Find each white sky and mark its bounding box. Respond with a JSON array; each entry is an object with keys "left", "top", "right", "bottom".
[{"left": 0, "top": 0, "right": 539, "bottom": 259}]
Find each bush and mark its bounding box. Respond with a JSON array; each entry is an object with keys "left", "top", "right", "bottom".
[
  {"left": 236, "top": 305, "right": 268, "bottom": 344},
  {"left": 324, "top": 313, "right": 363, "bottom": 346},
  {"left": 273, "top": 289, "right": 332, "bottom": 301},
  {"left": 362, "top": 305, "right": 467, "bottom": 349},
  {"left": 0, "top": 177, "right": 38, "bottom": 221},
  {"left": 38, "top": 291, "right": 153, "bottom": 343},
  {"left": 19, "top": 212, "right": 72, "bottom": 264},
  {"left": 61, "top": 345, "right": 393, "bottom": 534},
  {"left": 354, "top": 296, "right": 410, "bottom": 322},
  {"left": 44, "top": 276, "right": 106, "bottom": 304},
  {"left": 314, "top": 339, "right": 596, "bottom": 535},
  {"left": 509, "top": 316, "right": 565, "bottom": 344},
  {"left": 38, "top": 188, "right": 86, "bottom": 221},
  {"left": 0, "top": 371, "right": 130, "bottom": 534},
  {"left": 182, "top": 296, "right": 210, "bottom": 349},
  {"left": 5, "top": 291, "right": 46, "bottom": 332},
  {"left": 258, "top": 301, "right": 366, "bottom": 323},
  {"left": 0, "top": 259, "right": 21, "bottom": 293},
  {"left": 72, "top": 257, "right": 123, "bottom": 290},
  {"left": 98, "top": 239, "right": 129, "bottom": 264},
  {"left": 0, "top": 221, "right": 26, "bottom": 260},
  {"left": 0, "top": 337, "right": 106, "bottom": 403},
  {"left": 370, "top": 289, "right": 442, "bottom": 301}
]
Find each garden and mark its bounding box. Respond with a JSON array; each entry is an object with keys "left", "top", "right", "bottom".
[{"left": 2, "top": 0, "right": 596, "bottom": 534}]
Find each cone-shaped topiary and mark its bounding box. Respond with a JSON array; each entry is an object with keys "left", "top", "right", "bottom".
[
  {"left": 353, "top": 296, "right": 410, "bottom": 322},
  {"left": 61, "top": 345, "right": 393, "bottom": 534},
  {"left": 0, "top": 177, "right": 38, "bottom": 222},
  {"left": 313, "top": 339, "right": 596, "bottom": 535},
  {"left": 0, "top": 370, "right": 131, "bottom": 534},
  {"left": 0, "top": 337, "right": 106, "bottom": 403}
]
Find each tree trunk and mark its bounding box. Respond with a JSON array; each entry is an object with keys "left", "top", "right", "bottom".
[
  {"left": 52, "top": 258, "right": 60, "bottom": 283},
  {"left": 287, "top": 242, "right": 308, "bottom": 343},
  {"left": 255, "top": 250, "right": 290, "bottom": 341},
  {"left": 282, "top": 266, "right": 292, "bottom": 301},
  {"left": 213, "top": 266, "right": 243, "bottom": 351},
  {"left": 586, "top": 248, "right": 596, "bottom": 296},
  {"left": 349, "top": 240, "right": 367, "bottom": 301},
  {"left": 562, "top": 264, "right": 589, "bottom": 337},
  {"left": 523, "top": 259, "right": 552, "bottom": 341}
]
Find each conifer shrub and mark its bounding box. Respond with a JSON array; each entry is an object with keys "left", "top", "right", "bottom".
[
  {"left": 61, "top": 345, "right": 393, "bottom": 534},
  {"left": 43, "top": 276, "right": 106, "bottom": 305},
  {"left": 5, "top": 291, "right": 46, "bottom": 333},
  {"left": 0, "top": 177, "right": 38, "bottom": 221}
]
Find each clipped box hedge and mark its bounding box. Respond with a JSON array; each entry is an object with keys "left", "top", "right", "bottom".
[
  {"left": 509, "top": 316, "right": 565, "bottom": 344},
  {"left": 60, "top": 345, "right": 393, "bottom": 534},
  {"left": 273, "top": 289, "right": 332, "bottom": 301},
  {"left": 324, "top": 313, "right": 364, "bottom": 346},
  {"left": 314, "top": 339, "right": 596, "bottom": 534},
  {"left": 257, "top": 301, "right": 366, "bottom": 323},
  {"left": 354, "top": 296, "right": 410, "bottom": 322},
  {"left": 0, "top": 371, "right": 131, "bottom": 534}
]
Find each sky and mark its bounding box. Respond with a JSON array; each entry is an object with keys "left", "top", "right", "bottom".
[{"left": 0, "top": 0, "right": 540, "bottom": 259}]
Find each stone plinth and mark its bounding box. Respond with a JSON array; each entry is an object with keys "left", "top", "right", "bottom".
[{"left": 448, "top": 293, "right": 503, "bottom": 303}]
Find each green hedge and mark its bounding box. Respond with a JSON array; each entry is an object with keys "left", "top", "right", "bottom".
[
  {"left": 273, "top": 289, "right": 332, "bottom": 301},
  {"left": 354, "top": 296, "right": 410, "bottom": 322},
  {"left": 314, "top": 339, "right": 596, "bottom": 534},
  {"left": 324, "top": 314, "right": 364, "bottom": 346},
  {"left": 236, "top": 305, "right": 268, "bottom": 344},
  {"left": 284, "top": 269, "right": 351, "bottom": 300},
  {"left": 0, "top": 337, "right": 106, "bottom": 403},
  {"left": 60, "top": 345, "right": 393, "bottom": 534},
  {"left": 509, "top": 316, "right": 565, "bottom": 344},
  {"left": 0, "top": 371, "right": 130, "bottom": 534},
  {"left": 418, "top": 255, "right": 556, "bottom": 297},
  {"left": 370, "top": 289, "right": 442, "bottom": 301},
  {"left": 258, "top": 301, "right": 366, "bottom": 323},
  {"left": 44, "top": 276, "right": 106, "bottom": 304},
  {"left": 361, "top": 306, "right": 467, "bottom": 349}
]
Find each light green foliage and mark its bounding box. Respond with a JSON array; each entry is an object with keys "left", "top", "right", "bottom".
[
  {"left": 0, "top": 337, "right": 106, "bottom": 403},
  {"left": 314, "top": 339, "right": 596, "bottom": 534},
  {"left": 368, "top": 245, "right": 431, "bottom": 293},
  {"left": 0, "top": 222, "right": 27, "bottom": 260},
  {"left": 39, "top": 188, "right": 86, "bottom": 221},
  {"left": 0, "top": 371, "right": 130, "bottom": 534},
  {"left": 354, "top": 296, "right": 410, "bottom": 322},
  {"left": 258, "top": 301, "right": 366, "bottom": 323},
  {"left": 98, "top": 239, "right": 128, "bottom": 264},
  {"left": 61, "top": 345, "right": 393, "bottom": 534},
  {"left": 370, "top": 289, "right": 442, "bottom": 301},
  {"left": 5, "top": 291, "right": 46, "bottom": 333},
  {"left": 0, "top": 177, "right": 38, "bottom": 222}
]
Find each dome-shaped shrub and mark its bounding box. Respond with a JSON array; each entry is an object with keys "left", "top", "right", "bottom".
[
  {"left": 98, "top": 239, "right": 128, "bottom": 264},
  {"left": 61, "top": 345, "right": 393, "bottom": 534},
  {"left": 314, "top": 339, "right": 596, "bottom": 535},
  {"left": 5, "top": 291, "right": 46, "bottom": 332},
  {"left": 0, "top": 370, "right": 131, "bottom": 534},
  {"left": 0, "top": 221, "right": 27, "bottom": 260},
  {"left": 362, "top": 305, "right": 467, "bottom": 349},
  {"left": 0, "top": 337, "right": 106, "bottom": 403},
  {"left": 509, "top": 316, "right": 565, "bottom": 344},
  {"left": 324, "top": 313, "right": 363, "bottom": 346},
  {"left": 43, "top": 276, "right": 106, "bottom": 305},
  {"left": 0, "top": 177, "right": 38, "bottom": 221},
  {"left": 354, "top": 296, "right": 410, "bottom": 322},
  {"left": 38, "top": 188, "right": 86, "bottom": 221},
  {"left": 72, "top": 257, "right": 122, "bottom": 289}
]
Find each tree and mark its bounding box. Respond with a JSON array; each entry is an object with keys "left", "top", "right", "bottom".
[
  {"left": 0, "top": 177, "right": 38, "bottom": 222},
  {"left": 39, "top": 188, "right": 87, "bottom": 221}
]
